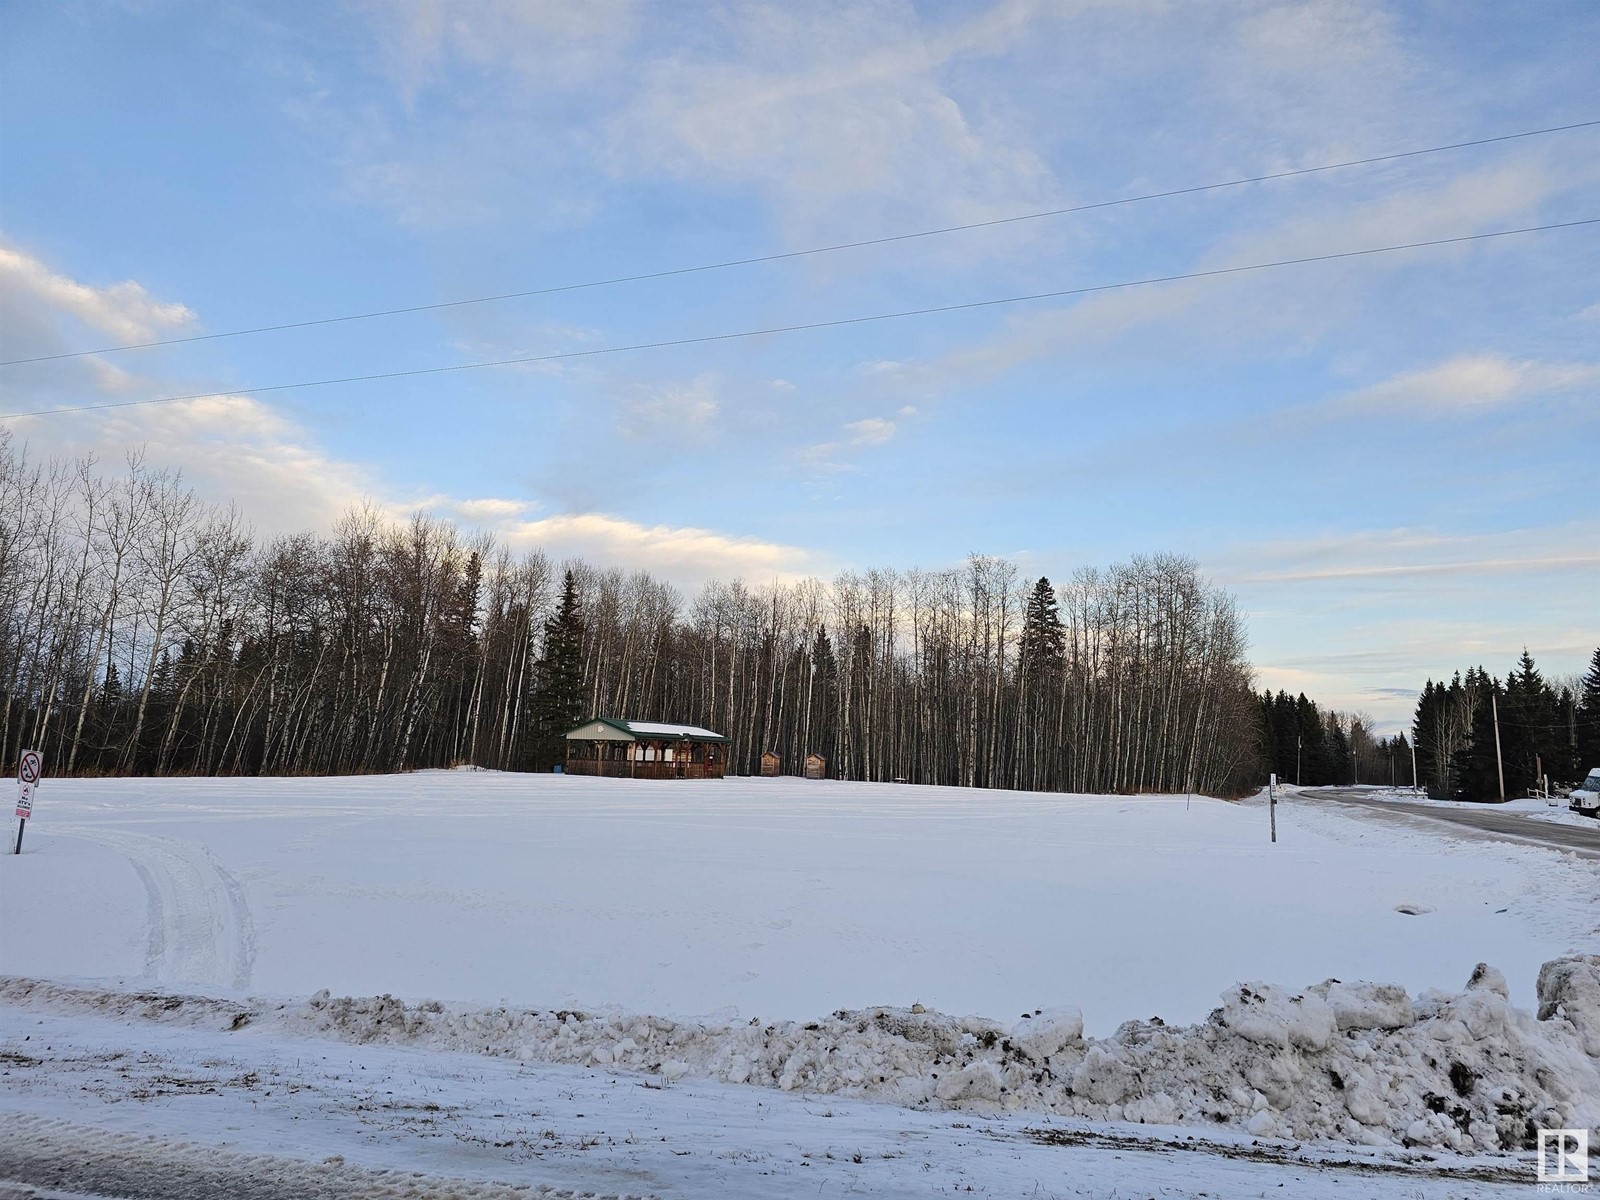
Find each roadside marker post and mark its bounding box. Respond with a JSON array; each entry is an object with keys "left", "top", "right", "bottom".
[
  {"left": 1268, "top": 772, "right": 1277, "bottom": 844},
  {"left": 15, "top": 749, "right": 42, "bottom": 854}
]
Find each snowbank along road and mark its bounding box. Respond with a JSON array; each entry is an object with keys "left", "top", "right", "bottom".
[{"left": 0, "top": 979, "right": 1570, "bottom": 1199}]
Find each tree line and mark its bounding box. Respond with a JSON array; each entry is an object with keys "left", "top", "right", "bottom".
[
  {"left": 1412, "top": 648, "right": 1600, "bottom": 800},
  {"left": 1256, "top": 691, "right": 1413, "bottom": 788},
  {"left": 0, "top": 437, "right": 1262, "bottom": 794}
]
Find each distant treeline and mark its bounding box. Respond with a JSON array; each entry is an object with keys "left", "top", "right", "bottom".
[
  {"left": 1257, "top": 648, "right": 1600, "bottom": 799},
  {"left": 1412, "top": 649, "right": 1600, "bottom": 800},
  {"left": 1, "top": 438, "right": 1262, "bottom": 795},
  {"left": 1256, "top": 692, "right": 1413, "bottom": 788}
]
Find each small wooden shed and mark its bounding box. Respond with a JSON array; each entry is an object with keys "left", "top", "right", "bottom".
[
  {"left": 563, "top": 718, "right": 729, "bottom": 780},
  {"left": 759, "top": 751, "right": 781, "bottom": 777},
  {"left": 804, "top": 753, "right": 828, "bottom": 780}
]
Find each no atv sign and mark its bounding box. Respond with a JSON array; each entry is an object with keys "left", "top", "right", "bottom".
[{"left": 15, "top": 749, "right": 41, "bottom": 851}]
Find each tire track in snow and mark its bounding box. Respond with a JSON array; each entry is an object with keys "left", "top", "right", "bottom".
[
  {"left": 0, "top": 1115, "right": 652, "bottom": 1200},
  {"left": 51, "top": 826, "right": 256, "bottom": 991}
]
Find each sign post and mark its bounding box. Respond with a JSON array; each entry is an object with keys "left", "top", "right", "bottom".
[
  {"left": 15, "top": 749, "right": 41, "bottom": 854},
  {"left": 1268, "top": 772, "right": 1277, "bottom": 844}
]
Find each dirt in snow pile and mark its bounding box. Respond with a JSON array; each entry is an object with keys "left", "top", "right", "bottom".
[{"left": 5, "top": 955, "right": 1598, "bottom": 1155}]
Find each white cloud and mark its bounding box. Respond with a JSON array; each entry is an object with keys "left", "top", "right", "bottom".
[
  {"left": 357, "top": 0, "right": 638, "bottom": 100},
  {"left": 0, "top": 247, "right": 376, "bottom": 534},
  {"left": 844, "top": 416, "right": 897, "bottom": 446},
  {"left": 1211, "top": 521, "right": 1600, "bottom": 587},
  {"left": 0, "top": 239, "right": 194, "bottom": 356},
  {"left": 799, "top": 405, "right": 921, "bottom": 470},
  {"left": 618, "top": 374, "right": 720, "bottom": 437},
  {"left": 499, "top": 511, "right": 814, "bottom": 586},
  {"left": 599, "top": 0, "right": 1059, "bottom": 243},
  {"left": 912, "top": 153, "right": 1580, "bottom": 389},
  {"left": 9, "top": 393, "right": 383, "bottom": 535},
  {"left": 1218, "top": 520, "right": 1600, "bottom": 731},
  {"left": 2, "top": 244, "right": 821, "bottom": 592},
  {"left": 1210, "top": 0, "right": 1411, "bottom": 160},
  {"left": 796, "top": 441, "right": 848, "bottom": 474},
  {"left": 444, "top": 497, "right": 537, "bottom": 522},
  {"left": 1328, "top": 355, "right": 1600, "bottom": 418}
]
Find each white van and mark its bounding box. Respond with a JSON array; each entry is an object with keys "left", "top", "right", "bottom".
[{"left": 1571, "top": 767, "right": 1600, "bottom": 817}]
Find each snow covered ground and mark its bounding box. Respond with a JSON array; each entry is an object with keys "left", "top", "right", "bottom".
[
  {"left": 0, "top": 988, "right": 1556, "bottom": 1198},
  {"left": 3, "top": 772, "right": 1596, "bottom": 1029},
  {"left": 2, "top": 771, "right": 1598, "bottom": 1195}
]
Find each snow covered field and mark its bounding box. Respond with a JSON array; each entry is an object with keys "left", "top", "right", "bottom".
[
  {"left": 3, "top": 772, "right": 1595, "bottom": 1029},
  {"left": 3, "top": 771, "right": 1599, "bottom": 1195}
]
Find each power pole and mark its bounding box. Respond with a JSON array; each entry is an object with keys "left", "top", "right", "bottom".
[
  {"left": 1296, "top": 734, "right": 1301, "bottom": 786},
  {"left": 1410, "top": 739, "right": 1419, "bottom": 794},
  {"left": 1492, "top": 692, "right": 1506, "bottom": 801}
]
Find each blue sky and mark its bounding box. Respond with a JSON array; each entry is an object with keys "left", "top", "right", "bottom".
[{"left": 2, "top": 0, "right": 1597, "bottom": 730}]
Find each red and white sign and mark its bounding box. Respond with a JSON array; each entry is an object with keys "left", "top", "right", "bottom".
[{"left": 16, "top": 749, "right": 41, "bottom": 820}]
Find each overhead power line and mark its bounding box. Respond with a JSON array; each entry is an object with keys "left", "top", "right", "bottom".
[
  {"left": 3, "top": 217, "right": 1595, "bottom": 421},
  {"left": 4, "top": 118, "right": 1598, "bottom": 368}
]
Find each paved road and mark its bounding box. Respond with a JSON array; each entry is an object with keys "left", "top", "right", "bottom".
[
  {"left": 0, "top": 1123, "right": 609, "bottom": 1200},
  {"left": 1305, "top": 787, "right": 1600, "bottom": 859}
]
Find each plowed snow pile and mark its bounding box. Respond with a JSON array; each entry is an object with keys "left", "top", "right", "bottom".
[{"left": 8, "top": 953, "right": 1599, "bottom": 1155}]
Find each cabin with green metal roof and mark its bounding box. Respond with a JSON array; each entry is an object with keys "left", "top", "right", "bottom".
[{"left": 563, "top": 718, "right": 729, "bottom": 779}]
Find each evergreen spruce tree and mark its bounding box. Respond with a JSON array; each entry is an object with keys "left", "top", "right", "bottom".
[
  {"left": 1257, "top": 690, "right": 1302, "bottom": 783},
  {"left": 1389, "top": 732, "right": 1413, "bottom": 788},
  {"left": 1501, "top": 649, "right": 1556, "bottom": 793},
  {"left": 137, "top": 650, "right": 179, "bottom": 771},
  {"left": 806, "top": 626, "right": 839, "bottom": 768},
  {"left": 1295, "top": 694, "right": 1329, "bottom": 784},
  {"left": 1257, "top": 692, "right": 1277, "bottom": 779},
  {"left": 1412, "top": 680, "right": 1442, "bottom": 794},
  {"left": 1272, "top": 691, "right": 1297, "bottom": 781},
  {"left": 848, "top": 624, "right": 874, "bottom": 780},
  {"left": 1019, "top": 577, "right": 1065, "bottom": 670},
  {"left": 1326, "top": 718, "right": 1352, "bottom": 785},
  {"left": 1452, "top": 668, "right": 1503, "bottom": 800},
  {"left": 1577, "top": 647, "right": 1600, "bottom": 773},
  {"left": 527, "top": 571, "right": 585, "bottom": 770},
  {"left": 1017, "top": 578, "right": 1066, "bottom": 790}
]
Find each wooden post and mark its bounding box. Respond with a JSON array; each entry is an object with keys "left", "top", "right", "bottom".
[{"left": 1268, "top": 773, "right": 1277, "bottom": 843}]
